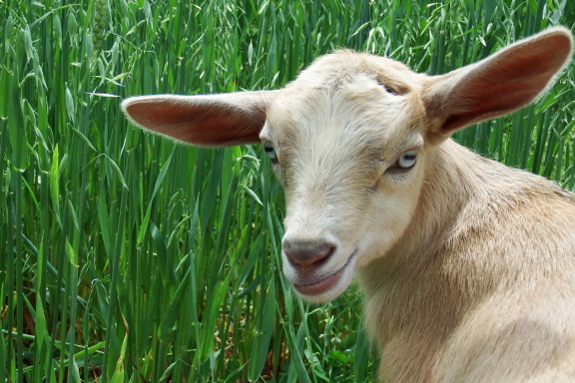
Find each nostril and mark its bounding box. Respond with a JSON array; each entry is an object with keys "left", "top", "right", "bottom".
[{"left": 283, "top": 242, "right": 336, "bottom": 268}]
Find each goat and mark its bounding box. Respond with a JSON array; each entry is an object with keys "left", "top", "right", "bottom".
[{"left": 122, "top": 27, "right": 575, "bottom": 382}]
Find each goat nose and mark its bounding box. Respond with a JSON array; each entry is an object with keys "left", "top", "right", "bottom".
[{"left": 283, "top": 241, "right": 336, "bottom": 268}]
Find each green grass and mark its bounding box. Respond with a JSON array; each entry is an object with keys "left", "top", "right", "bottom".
[{"left": 1, "top": 1, "right": 574, "bottom": 382}]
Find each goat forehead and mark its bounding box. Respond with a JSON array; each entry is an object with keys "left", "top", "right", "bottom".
[
  {"left": 261, "top": 52, "right": 426, "bottom": 181},
  {"left": 266, "top": 79, "right": 421, "bottom": 155},
  {"left": 299, "top": 50, "right": 417, "bottom": 85},
  {"left": 265, "top": 93, "right": 424, "bottom": 201},
  {"left": 266, "top": 52, "right": 421, "bottom": 134}
]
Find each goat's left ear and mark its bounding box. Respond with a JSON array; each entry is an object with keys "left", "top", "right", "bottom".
[
  {"left": 121, "top": 90, "right": 278, "bottom": 147},
  {"left": 422, "top": 26, "right": 573, "bottom": 141}
]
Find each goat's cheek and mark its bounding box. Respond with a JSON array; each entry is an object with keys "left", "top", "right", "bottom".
[{"left": 357, "top": 177, "right": 423, "bottom": 267}]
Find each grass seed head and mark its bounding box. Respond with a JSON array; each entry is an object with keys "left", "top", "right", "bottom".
[{"left": 92, "top": 0, "right": 108, "bottom": 56}]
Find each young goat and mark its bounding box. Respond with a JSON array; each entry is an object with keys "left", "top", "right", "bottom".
[{"left": 122, "top": 27, "right": 575, "bottom": 382}]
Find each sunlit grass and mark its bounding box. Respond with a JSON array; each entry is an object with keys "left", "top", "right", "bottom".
[{"left": 2, "top": 1, "right": 574, "bottom": 382}]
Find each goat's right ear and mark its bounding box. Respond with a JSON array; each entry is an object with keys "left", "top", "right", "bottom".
[
  {"left": 121, "top": 90, "right": 278, "bottom": 147},
  {"left": 421, "top": 27, "right": 573, "bottom": 143}
]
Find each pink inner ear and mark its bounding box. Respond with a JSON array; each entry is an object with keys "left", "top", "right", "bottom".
[
  {"left": 432, "top": 30, "right": 573, "bottom": 135},
  {"left": 125, "top": 99, "right": 265, "bottom": 147}
]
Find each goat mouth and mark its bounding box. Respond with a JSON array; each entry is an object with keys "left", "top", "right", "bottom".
[{"left": 293, "top": 250, "right": 357, "bottom": 296}]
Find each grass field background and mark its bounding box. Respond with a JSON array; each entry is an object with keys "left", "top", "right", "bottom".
[{"left": 2, "top": 1, "right": 574, "bottom": 382}]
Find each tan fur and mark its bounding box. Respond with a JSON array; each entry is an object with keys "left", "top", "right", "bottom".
[
  {"left": 122, "top": 27, "right": 575, "bottom": 382},
  {"left": 359, "top": 141, "right": 575, "bottom": 382}
]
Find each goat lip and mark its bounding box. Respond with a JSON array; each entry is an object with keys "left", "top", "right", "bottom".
[
  {"left": 293, "top": 267, "right": 346, "bottom": 296},
  {"left": 293, "top": 251, "right": 356, "bottom": 296}
]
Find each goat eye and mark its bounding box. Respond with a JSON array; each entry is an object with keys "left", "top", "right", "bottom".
[
  {"left": 397, "top": 151, "right": 418, "bottom": 169},
  {"left": 378, "top": 81, "right": 401, "bottom": 96},
  {"left": 387, "top": 151, "right": 418, "bottom": 174},
  {"left": 381, "top": 84, "right": 396, "bottom": 95},
  {"left": 263, "top": 143, "right": 279, "bottom": 164}
]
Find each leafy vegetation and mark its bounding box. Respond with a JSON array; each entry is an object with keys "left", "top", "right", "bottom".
[{"left": 1, "top": 1, "right": 574, "bottom": 382}]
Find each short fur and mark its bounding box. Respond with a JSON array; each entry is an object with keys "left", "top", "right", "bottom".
[{"left": 122, "top": 27, "right": 575, "bottom": 382}]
